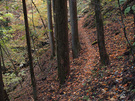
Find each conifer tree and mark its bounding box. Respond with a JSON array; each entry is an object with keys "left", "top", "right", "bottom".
[{"left": 55, "top": 0, "right": 70, "bottom": 84}]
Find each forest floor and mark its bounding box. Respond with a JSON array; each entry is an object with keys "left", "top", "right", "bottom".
[{"left": 9, "top": 14, "right": 135, "bottom": 101}]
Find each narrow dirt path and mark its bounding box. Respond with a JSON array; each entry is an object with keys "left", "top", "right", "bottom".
[{"left": 78, "top": 17, "right": 99, "bottom": 73}]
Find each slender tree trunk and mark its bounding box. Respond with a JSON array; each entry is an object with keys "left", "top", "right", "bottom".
[
  {"left": 0, "top": 44, "right": 4, "bottom": 101},
  {"left": 32, "top": 1, "right": 48, "bottom": 38},
  {"left": 31, "top": 2, "right": 43, "bottom": 72},
  {"left": 22, "top": 0, "right": 37, "bottom": 100},
  {"left": 52, "top": 0, "right": 56, "bottom": 38},
  {"left": 117, "top": 0, "right": 135, "bottom": 62},
  {"left": 1, "top": 46, "right": 6, "bottom": 73},
  {"left": 69, "top": 0, "right": 81, "bottom": 58},
  {"left": 133, "top": 13, "right": 135, "bottom": 42},
  {"left": 4, "top": 89, "right": 9, "bottom": 101},
  {"left": 117, "top": 0, "right": 131, "bottom": 46},
  {"left": 47, "top": 0, "right": 55, "bottom": 58},
  {"left": 5, "top": 0, "right": 9, "bottom": 27},
  {"left": 1, "top": 45, "right": 18, "bottom": 75},
  {"left": 94, "top": 0, "right": 109, "bottom": 65},
  {"left": 55, "top": 0, "right": 70, "bottom": 84}
]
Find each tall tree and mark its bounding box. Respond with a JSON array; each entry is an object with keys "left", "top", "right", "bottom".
[
  {"left": 69, "top": 0, "right": 81, "bottom": 58},
  {"left": 22, "top": 0, "right": 37, "bottom": 100},
  {"left": 55, "top": 0, "right": 70, "bottom": 84},
  {"left": 0, "top": 44, "right": 4, "bottom": 101},
  {"left": 94, "top": 0, "right": 109, "bottom": 65},
  {"left": 47, "top": 0, "right": 55, "bottom": 58},
  {"left": 52, "top": 0, "right": 56, "bottom": 38}
]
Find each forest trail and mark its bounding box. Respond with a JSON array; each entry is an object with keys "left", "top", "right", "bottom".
[
  {"left": 9, "top": 15, "right": 99, "bottom": 101},
  {"left": 9, "top": 14, "right": 135, "bottom": 101},
  {"left": 1, "top": 0, "right": 135, "bottom": 100},
  {"left": 78, "top": 17, "right": 99, "bottom": 73}
]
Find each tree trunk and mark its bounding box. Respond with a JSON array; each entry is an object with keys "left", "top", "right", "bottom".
[
  {"left": 1, "top": 47, "right": 6, "bottom": 73},
  {"left": 5, "top": 0, "right": 9, "bottom": 27},
  {"left": 0, "top": 44, "right": 4, "bottom": 101},
  {"left": 52, "top": 0, "right": 56, "bottom": 38},
  {"left": 32, "top": 1, "right": 48, "bottom": 38},
  {"left": 4, "top": 89, "right": 9, "bottom": 101},
  {"left": 1, "top": 45, "right": 18, "bottom": 75},
  {"left": 47, "top": 0, "right": 55, "bottom": 58},
  {"left": 55, "top": 0, "right": 70, "bottom": 84},
  {"left": 133, "top": 13, "right": 135, "bottom": 42},
  {"left": 22, "top": 0, "right": 37, "bottom": 100},
  {"left": 94, "top": 0, "right": 109, "bottom": 65},
  {"left": 69, "top": 0, "right": 81, "bottom": 58}
]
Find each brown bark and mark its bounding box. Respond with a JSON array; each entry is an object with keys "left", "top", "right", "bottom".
[
  {"left": 4, "top": 89, "right": 9, "bottom": 101},
  {"left": 55, "top": 0, "right": 70, "bottom": 84},
  {"left": 52, "top": 0, "right": 56, "bottom": 38},
  {"left": 94, "top": 0, "right": 109, "bottom": 65},
  {"left": 22, "top": 0, "right": 37, "bottom": 100},
  {"left": 1, "top": 47, "right": 6, "bottom": 73},
  {"left": 69, "top": 0, "right": 81, "bottom": 58},
  {"left": 47, "top": 0, "right": 55, "bottom": 58},
  {"left": 0, "top": 44, "right": 4, "bottom": 101},
  {"left": 133, "top": 11, "right": 135, "bottom": 42}
]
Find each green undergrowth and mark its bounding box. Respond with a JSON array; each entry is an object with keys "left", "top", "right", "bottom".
[
  {"left": 82, "top": 0, "right": 118, "bottom": 29},
  {"left": 3, "top": 70, "right": 26, "bottom": 92},
  {"left": 0, "top": 0, "right": 50, "bottom": 93}
]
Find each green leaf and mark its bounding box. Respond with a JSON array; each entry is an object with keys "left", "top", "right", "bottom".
[
  {"left": 15, "top": 6, "right": 19, "bottom": 10},
  {"left": 132, "top": 89, "right": 135, "bottom": 92},
  {"left": 119, "top": 0, "right": 126, "bottom": 5},
  {"left": 117, "top": 56, "right": 123, "bottom": 59},
  {"left": 132, "top": 5, "right": 135, "bottom": 13},
  {"left": 5, "top": 6, "right": 9, "bottom": 10},
  {"left": 133, "top": 42, "right": 135, "bottom": 46},
  {"left": 20, "top": 35, "right": 25, "bottom": 40},
  {"left": 124, "top": 7, "right": 131, "bottom": 15},
  {"left": 83, "top": 96, "right": 89, "bottom": 100}
]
